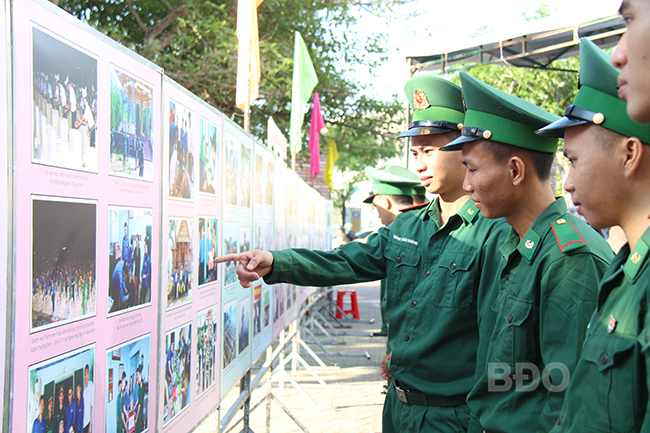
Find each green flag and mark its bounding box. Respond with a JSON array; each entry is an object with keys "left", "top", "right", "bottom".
[{"left": 289, "top": 31, "right": 318, "bottom": 155}]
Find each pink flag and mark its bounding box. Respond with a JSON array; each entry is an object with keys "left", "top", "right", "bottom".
[{"left": 308, "top": 92, "right": 325, "bottom": 177}]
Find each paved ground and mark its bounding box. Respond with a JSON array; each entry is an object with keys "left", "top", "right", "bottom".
[{"left": 196, "top": 281, "right": 388, "bottom": 432}]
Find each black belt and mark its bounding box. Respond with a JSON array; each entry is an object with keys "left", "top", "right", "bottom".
[{"left": 393, "top": 380, "right": 467, "bottom": 407}]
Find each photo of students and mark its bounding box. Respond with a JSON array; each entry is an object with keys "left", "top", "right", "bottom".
[
  {"left": 27, "top": 345, "right": 95, "bottom": 433},
  {"left": 162, "top": 324, "right": 191, "bottom": 426},
  {"left": 31, "top": 196, "right": 96, "bottom": 332},
  {"left": 107, "top": 207, "right": 153, "bottom": 315}
]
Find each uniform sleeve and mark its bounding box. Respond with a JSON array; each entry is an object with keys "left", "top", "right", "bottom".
[
  {"left": 264, "top": 228, "right": 389, "bottom": 287},
  {"left": 536, "top": 252, "right": 607, "bottom": 433},
  {"left": 638, "top": 295, "right": 650, "bottom": 432},
  {"left": 468, "top": 222, "right": 507, "bottom": 433}
]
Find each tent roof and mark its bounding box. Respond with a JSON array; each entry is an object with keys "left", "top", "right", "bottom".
[{"left": 407, "top": 15, "right": 625, "bottom": 74}]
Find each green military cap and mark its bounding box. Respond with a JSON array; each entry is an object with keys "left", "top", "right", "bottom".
[
  {"left": 537, "top": 38, "right": 650, "bottom": 143},
  {"left": 363, "top": 165, "right": 423, "bottom": 203},
  {"left": 398, "top": 76, "right": 465, "bottom": 138},
  {"left": 441, "top": 72, "right": 560, "bottom": 152}
]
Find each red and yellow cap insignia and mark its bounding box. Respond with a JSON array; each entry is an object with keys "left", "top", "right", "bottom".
[{"left": 413, "top": 89, "right": 431, "bottom": 111}]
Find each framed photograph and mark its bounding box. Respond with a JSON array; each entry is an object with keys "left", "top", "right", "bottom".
[
  {"left": 196, "top": 304, "right": 218, "bottom": 399},
  {"left": 168, "top": 100, "right": 195, "bottom": 200},
  {"left": 198, "top": 117, "right": 219, "bottom": 195},
  {"left": 108, "top": 65, "right": 155, "bottom": 181},
  {"left": 107, "top": 206, "right": 153, "bottom": 316},
  {"left": 222, "top": 300, "right": 237, "bottom": 370},
  {"left": 31, "top": 25, "right": 98, "bottom": 172},
  {"left": 162, "top": 323, "right": 192, "bottom": 426},
  {"left": 27, "top": 344, "right": 95, "bottom": 433},
  {"left": 238, "top": 297, "right": 250, "bottom": 355},
  {"left": 106, "top": 334, "right": 151, "bottom": 433},
  {"left": 166, "top": 218, "right": 194, "bottom": 311},
  {"left": 31, "top": 195, "right": 97, "bottom": 332},
  {"left": 198, "top": 217, "right": 218, "bottom": 287}
]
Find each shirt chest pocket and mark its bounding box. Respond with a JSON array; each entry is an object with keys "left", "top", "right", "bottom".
[
  {"left": 494, "top": 297, "right": 536, "bottom": 366},
  {"left": 384, "top": 241, "right": 420, "bottom": 302},
  {"left": 433, "top": 250, "right": 477, "bottom": 309},
  {"left": 580, "top": 335, "right": 637, "bottom": 433}
]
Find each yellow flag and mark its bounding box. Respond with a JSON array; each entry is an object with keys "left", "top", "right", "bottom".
[
  {"left": 324, "top": 129, "right": 338, "bottom": 191},
  {"left": 235, "top": 0, "right": 264, "bottom": 110}
]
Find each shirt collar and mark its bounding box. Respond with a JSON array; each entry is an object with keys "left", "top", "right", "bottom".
[
  {"left": 623, "top": 226, "right": 650, "bottom": 282},
  {"left": 500, "top": 197, "right": 568, "bottom": 263},
  {"left": 423, "top": 197, "right": 479, "bottom": 226}
]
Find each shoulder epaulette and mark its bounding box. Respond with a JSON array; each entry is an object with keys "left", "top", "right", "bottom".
[
  {"left": 399, "top": 202, "right": 429, "bottom": 213},
  {"left": 551, "top": 218, "right": 587, "bottom": 253}
]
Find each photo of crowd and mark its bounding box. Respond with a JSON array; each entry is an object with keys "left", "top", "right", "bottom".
[
  {"left": 197, "top": 217, "right": 218, "bottom": 287},
  {"left": 163, "top": 323, "right": 192, "bottom": 426},
  {"left": 108, "top": 207, "right": 153, "bottom": 315},
  {"left": 222, "top": 222, "right": 238, "bottom": 287},
  {"left": 32, "top": 196, "right": 96, "bottom": 332},
  {"left": 168, "top": 101, "right": 194, "bottom": 200},
  {"left": 32, "top": 26, "right": 97, "bottom": 172},
  {"left": 224, "top": 134, "right": 239, "bottom": 207},
  {"left": 238, "top": 144, "right": 251, "bottom": 208},
  {"left": 222, "top": 300, "right": 237, "bottom": 370},
  {"left": 166, "top": 218, "right": 194, "bottom": 311},
  {"left": 109, "top": 66, "right": 154, "bottom": 181},
  {"left": 238, "top": 298, "right": 250, "bottom": 355},
  {"left": 198, "top": 118, "right": 219, "bottom": 195},
  {"left": 27, "top": 344, "right": 95, "bottom": 433},
  {"left": 196, "top": 305, "right": 218, "bottom": 398},
  {"left": 105, "top": 334, "right": 150, "bottom": 433}
]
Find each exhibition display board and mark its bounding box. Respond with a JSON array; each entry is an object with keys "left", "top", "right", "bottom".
[{"left": 8, "top": 1, "right": 332, "bottom": 432}]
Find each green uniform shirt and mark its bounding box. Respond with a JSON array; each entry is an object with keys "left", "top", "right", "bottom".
[
  {"left": 467, "top": 198, "right": 613, "bottom": 433},
  {"left": 267, "top": 198, "right": 509, "bottom": 396},
  {"left": 549, "top": 226, "right": 650, "bottom": 433}
]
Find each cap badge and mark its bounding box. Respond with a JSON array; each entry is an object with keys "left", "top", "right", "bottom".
[
  {"left": 592, "top": 113, "right": 605, "bottom": 125},
  {"left": 631, "top": 251, "right": 642, "bottom": 264},
  {"left": 483, "top": 130, "right": 492, "bottom": 139},
  {"left": 421, "top": 128, "right": 431, "bottom": 135},
  {"left": 525, "top": 240, "right": 535, "bottom": 249},
  {"left": 413, "top": 89, "right": 431, "bottom": 111},
  {"left": 556, "top": 218, "right": 567, "bottom": 225},
  {"left": 607, "top": 315, "right": 618, "bottom": 333}
]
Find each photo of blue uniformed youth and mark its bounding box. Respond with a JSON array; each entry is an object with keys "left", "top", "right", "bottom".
[
  {"left": 198, "top": 217, "right": 218, "bottom": 287},
  {"left": 168, "top": 101, "right": 195, "bottom": 200},
  {"left": 109, "top": 66, "right": 154, "bottom": 181},
  {"left": 31, "top": 196, "right": 97, "bottom": 332},
  {"left": 162, "top": 324, "right": 192, "bottom": 426},
  {"left": 28, "top": 345, "right": 95, "bottom": 433},
  {"left": 198, "top": 117, "right": 219, "bottom": 195},
  {"left": 107, "top": 207, "right": 153, "bottom": 316},
  {"left": 166, "top": 218, "right": 194, "bottom": 311},
  {"left": 106, "top": 334, "right": 150, "bottom": 433},
  {"left": 32, "top": 26, "right": 97, "bottom": 173}
]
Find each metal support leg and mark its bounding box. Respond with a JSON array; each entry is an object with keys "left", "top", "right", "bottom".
[{"left": 240, "top": 369, "right": 251, "bottom": 433}]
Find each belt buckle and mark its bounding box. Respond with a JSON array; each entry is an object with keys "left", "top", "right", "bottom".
[{"left": 395, "top": 384, "right": 408, "bottom": 404}]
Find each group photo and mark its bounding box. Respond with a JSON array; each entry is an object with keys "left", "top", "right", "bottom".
[
  {"left": 27, "top": 344, "right": 95, "bottom": 433},
  {"left": 109, "top": 66, "right": 154, "bottom": 181},
  {"left": 107, "top": 206, "right": 153, "bottom": 315},
  {"left": 105, "top": 334, "right": 150, "bottom": 433},
  {"left": 31, "top": 196, "right": 97, "bottom": 332},
  {"left": 32, "top": 25, "right": 98, "bottom": 172},
  {"left": 197, "top": 217, "right": 218, "bottom": 287},
  {"left": 166, "top": 218, "right": 194, "bottom": 310},
  {"left": 198, "top": 117, "right": 219, "bottom": 195},
  {"left": 195, "top": 305, "right": 218, "bottom": 398},
  {"left": 162, "top": 324, "right": 192, "bottom": 426},
  {"left": 168, "top": 101, "right": 195, "bottom": 200}
]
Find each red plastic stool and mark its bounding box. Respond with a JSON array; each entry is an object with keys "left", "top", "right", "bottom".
[{"left": 336, "top": 289, "right": 360, "bottom": 319}]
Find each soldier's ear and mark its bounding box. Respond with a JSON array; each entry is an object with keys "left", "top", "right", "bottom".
[
  {"left": 509, "top": 156, "right": 526, "bottom": 186},
  {"left": 622, "top": 136, "right": 645, "bottom": 179}
]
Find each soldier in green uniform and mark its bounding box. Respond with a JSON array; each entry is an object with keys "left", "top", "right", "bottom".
[
  {"left": 215, "top": 75, "right": 510, "bottom": 433},
  {"left": 441, "top": 71, "right": 614, "bottom": 433},
  {"left": 611, "top": 0, "right": 650, "bottom": 123},
  {"left": 363, "top": 165, "right": 426, "bottom": 336},
  {"left": 536, "top": 38, "right": 650, "bottom": 433}
]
